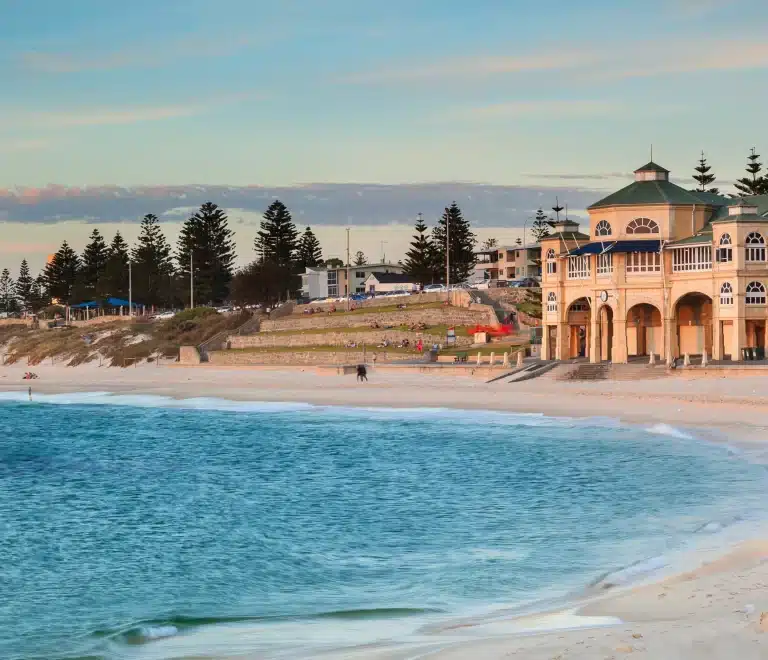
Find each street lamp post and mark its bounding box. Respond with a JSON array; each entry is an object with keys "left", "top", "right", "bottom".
[
  {"left": 189, "top": 252, "right": 194, "bottom": 309},
  {"left": 128, "top": 259, "right": 133, "bottom": 318}
]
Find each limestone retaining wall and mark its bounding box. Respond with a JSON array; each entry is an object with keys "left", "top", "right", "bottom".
[
  {"left": 208, "top": 349, "right": 414, "bottom": 366},
  {"left": 260, "top": 306, "right": 494, "bottom": 332},
  {"left": 228, "top": 329, "right": 472, "bottom": 349}
]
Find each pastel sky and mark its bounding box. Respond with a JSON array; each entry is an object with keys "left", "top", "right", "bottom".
[{"left": 2, "top": 0, "right": 768, "bottom": 273}]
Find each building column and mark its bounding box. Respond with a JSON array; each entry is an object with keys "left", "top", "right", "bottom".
[
  {"left": 733, "top": 316, "right": 746, "bottom": 361},
  {"left": 555, "top": 322, "right": 569, "bottom": 360},
  {"left": 712, "top": 318, "right": 722, "bottom": 361},
  {"left": 589, "top": 310, "right": 600, "bottom": 364},
  {"left": 612, "top": 319, "right": 628, "bottom": 364},
  {"left": 663, "top": 315, "right": 675, "bottom": 364},
  {"left": 542, "top": 325, "right": 551, "bottom": 360}
]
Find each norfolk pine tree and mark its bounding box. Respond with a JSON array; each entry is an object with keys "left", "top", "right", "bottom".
[
  {"left": 102, "top": 232, "right": 130, "bottom": 299},
  {"left": 44, "top": 241, "right": 81, "bottom": 304},
  {"left": 403, "top": 213, "right": 437, "bottom": 286},
  {"left": 431, "top": 202, "right": 476, "bottom": 285},
  {"left": 353, "top": 251, "right": 367, "bottom": 266},
  {"left": 531, "top": 208, "right": 551, "bottom": 241},
  {"left": 691, "top": 151, "right": 719, "bottom": 194},
  {"left": 81, "top": 228, "right": 109, "bottom": 298},
  {"left": 255, "top": 200, "right": 298, "bottom": 268},
  {"left": 0, "top": 269, "right": 16, "bottom": 313},
  {"left": 177, "top": 202, "right": 236, "bottom": 305},
  {"left": 734, "top": 148, "right": 768, "bottom": 196},
  {"left": 132, "top": 214, "right": 175, "bottom": 307},
  {"left": 15, "top": 259, "right": 34, "bottom": 313},
  {"left": 296, "top": 227, "right": 323, "bottom": 269}
]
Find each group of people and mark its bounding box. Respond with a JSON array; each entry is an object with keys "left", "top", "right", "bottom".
[{"left": 22, "top": 372, "right": 38, "bottom": 380}]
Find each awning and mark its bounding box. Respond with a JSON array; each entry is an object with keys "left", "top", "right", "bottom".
[
  {"left": 71, "top": 301, "right": 98, "bottom": 309},
  {"left": 569, "top": 240, "right": 662, "bottom": 256},
  {"left": 106, "top": 297, "right": 139, "bottom": 307}
]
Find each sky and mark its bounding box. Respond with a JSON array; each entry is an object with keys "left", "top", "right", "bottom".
[{"left": 2, "top": 0, "right": 768, "bottom": 272}]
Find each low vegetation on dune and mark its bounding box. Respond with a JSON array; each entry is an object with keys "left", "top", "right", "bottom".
[{"left": 1, "top": 307, "right": 251, "bottom": 368}]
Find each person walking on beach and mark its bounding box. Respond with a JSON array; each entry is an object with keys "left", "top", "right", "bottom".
[{"left": 356, "top": 364, "right": 368, "bottom": 382}]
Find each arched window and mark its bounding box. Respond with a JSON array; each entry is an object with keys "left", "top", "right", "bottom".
[
  {"left": 546, "top": 248, "right": 557, "bottom": 274},
  {"left": 546, "top": 292, "right": 557, "bottom": 313},
  {"left": 746, "top": 281, "right": 766, "bottom": 305},
  {"left": 745, "top": 232, "right": 766, "bottom": 262},
  {"left": 717, "top": 233, "right": 733, "bottom": 263},
  {"left": 720, "top": 282, "right": 733, "bottom": 306},
  {"left": 626, "top": 217, "right": 660, "bottom": 235},
  {"left": 595, "top": 220, "right": 612, "bottom": 237}
]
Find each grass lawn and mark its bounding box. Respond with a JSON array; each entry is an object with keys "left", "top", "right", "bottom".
[
  {"left": 259, "top": 323, "right": 470, "bottom": 338},
  {"left": 226, "top": 345, "right": 419, "bottom": 355}
]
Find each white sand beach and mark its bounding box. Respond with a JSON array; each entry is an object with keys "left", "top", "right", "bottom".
[{"left": 3, "top": 362, "right": 768, "bottom": 659}]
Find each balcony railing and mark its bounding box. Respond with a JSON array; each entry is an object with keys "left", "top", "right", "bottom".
[{"left": 671, "top": 246, "right": 712, "bottom": 272}]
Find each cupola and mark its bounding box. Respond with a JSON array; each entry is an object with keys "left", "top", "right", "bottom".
[
  {"left": 634, "top": 162, "right": 670, "bottom": 182},
  {"left": 728, "top": 199, "right": 759, "bottom": 216}
]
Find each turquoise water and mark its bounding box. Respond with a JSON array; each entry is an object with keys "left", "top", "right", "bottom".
[{"left": 1, "top": 394, "right": 767, "bottom": 659}]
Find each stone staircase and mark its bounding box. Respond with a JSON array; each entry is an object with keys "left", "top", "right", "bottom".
[{"left": 562, "top": 363, "right": 611, "bottom": 381}]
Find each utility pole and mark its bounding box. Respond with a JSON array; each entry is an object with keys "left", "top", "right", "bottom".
[
  {"left": 446, "top": 213, "right": 450, "bottom": 289},
  {"left": 189, "top": 252, "right": 194, "bottom": 309},
  {"left": 128, "top": 259, "right": 133, "bottom": 318},
  {"left": 380, "top": 240, "right": 388, "bottom": 264},
  {"left": 346, "top": 228, "right": 351, "bottom": 311}
]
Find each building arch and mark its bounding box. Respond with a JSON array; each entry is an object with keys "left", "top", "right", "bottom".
[
  {"left": 746, "top": 233, "right": 766, "bottom": 262},
  {"left": 719, "top": 282, "right": 733, "bottom": 306},
  {"left": 717, "top": 233, "right": 733, "bottom": 263},
  {"left": 597, "top": 304, "right": 614, "bottom": 362},
  {"left": 595, "top": 220, "right": 612, "bottom": 237},
  {"left": 565, "top": 297, "right": 591, "bottom": 359},
  {"left": 627, "top": 217, "right": 660, "bottom": 235},
  {"left": 546, "top": 291, "right": 557, "bottom": 313},
  {"left": 546, "top": 248, "right": 557, "bottom": 274},
  {"left": 675, "top": 292, "right": 713, "bottom": 357},
  {"left": 746, "top": 281, "right": 766, "bottom": 305},
  {"left": 626, "top": 303, "right": 662, "bottom": 359}
]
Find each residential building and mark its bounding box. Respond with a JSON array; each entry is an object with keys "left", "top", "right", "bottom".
[
  {"left": 472, "top": 245, "right": 542, "bottom": 284},
  {"left": 301, "top": 263, "right": 405, "bottom": 299},
  {"left": 541, "top": 161, "right": 768, "bottom": 363},
  {"left": 365, "top": 272, "right": 420, "bottom": 293}
]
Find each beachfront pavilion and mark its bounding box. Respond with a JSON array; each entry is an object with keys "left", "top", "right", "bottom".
[{"left": 541, "top": 162, "right": 768, "bottom": 364}]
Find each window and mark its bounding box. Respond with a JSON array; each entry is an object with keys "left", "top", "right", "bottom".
[
  {"left": 546, "top": 292, "right": 557, "bottom": 313},
  {"left": 672, "top": 246, "right": 712, "bottom": 272},
  {"left": 719, "top": 282, "right": 733, "bottom": 306},
  {"left": 596, "top": 252, "right": 613, "bottom": 276},
  {"left": 745, "top": 282, "right": 765, "bottom": 305},
  {"left": 569, "top": 302, "right": 589, "bottom": 312},
  {"left": 595, "top": 220, "right": 612, "bottom": 237},
  {"left": 546, "top": 248, "right": 557, "bottom": 274},
  {"left": 567, "top": 255, "right": 590, "bottom": 279},
  {"left": 626, "top": 251, "right": 661, "bottom": 273},
  {"left": 716, "top": 233, "right": 733, "bottom": 263},
  {"left": 746, "top": 281, "right": 766, "bottom": 305},
  {"left": 746, "top": 232, "right": 766, "bottom": 262},
  {"left": 627, "top": 217, "right": 660, "bottom": 235},
  {"left": 356, "top": 287, "right": 366, "bottom": 293},
  {"left": 355, "top": 271, "right": 366, "bottom": 278}
]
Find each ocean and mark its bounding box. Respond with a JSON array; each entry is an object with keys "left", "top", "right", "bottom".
[{"left": 1, "top": 393, "right": 767, "bottom": 659}]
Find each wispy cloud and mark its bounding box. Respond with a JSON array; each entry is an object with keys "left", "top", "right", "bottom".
[
  {"left": 673, "top": 0, "right": 744, "bottom": 17},
  {"left": 0, "top": 138, "right": 51, "bottom": 153},
  {"left": 339, "top": 51, "right": 597, "bottom": 84},
  {"left": 3, "top": 92, "right": 259, "bottom": 129},
  {"left": 341, "top": 36, "right": 768, "bottom": 85},
  {"left": 19, "top": 33, "right": 262, "bottom": 73},
  {"left": 523, "top": 172, "right": 634, "bottom": 181},
  {"left": 0, "top": 182, "right": 604, "bottom": 226},
  {"left": 446, "top": 100, "right": 619, "bottom": 120}
]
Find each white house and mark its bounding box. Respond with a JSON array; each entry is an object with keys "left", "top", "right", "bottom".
[
  {"left": 365, "top": 272, "right": 420, "bottom": 293},
  {"left": 301, "top": 263, "right": 406, "bottom": 299}
]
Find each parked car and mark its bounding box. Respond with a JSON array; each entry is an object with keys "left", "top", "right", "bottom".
[
  {"left": 508, "top": 278, "right": 540, "bottom": 288},
  {"left": 423, "top": 284, "right": 446, "bottom": 291}
]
